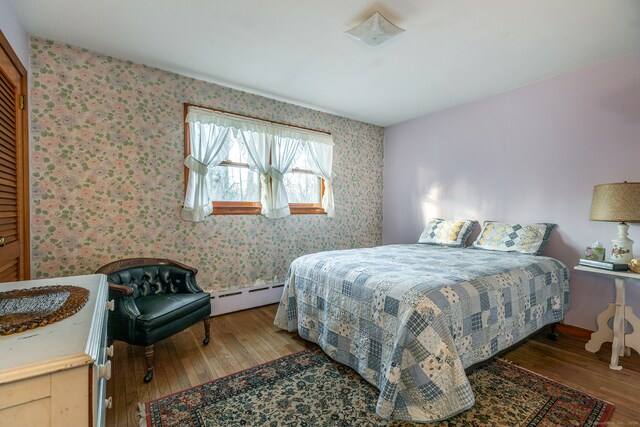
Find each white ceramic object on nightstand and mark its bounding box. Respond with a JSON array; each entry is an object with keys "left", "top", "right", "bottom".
[{"left": 610, "top": 222, "right": 634, "bottom": 264}]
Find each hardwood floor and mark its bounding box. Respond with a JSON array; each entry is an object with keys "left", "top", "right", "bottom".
[{"left": 106, "top": 305, "right": 640, "bottom": 426}]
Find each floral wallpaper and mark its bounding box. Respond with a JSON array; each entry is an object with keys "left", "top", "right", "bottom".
[{"left": 29, "top": 38, "right": 384, "bottom": 292}]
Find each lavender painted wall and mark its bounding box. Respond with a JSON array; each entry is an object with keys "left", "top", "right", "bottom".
[
  {"left": 383, "top": 52, "right": 640, "bottom": 331},
  {"left": 0, "top": 0, "right": 29, "bottom": 68}
]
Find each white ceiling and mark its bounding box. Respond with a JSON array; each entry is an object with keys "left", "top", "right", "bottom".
[{"left": 11, "top": 0, "right": 640, "bottom": 127}]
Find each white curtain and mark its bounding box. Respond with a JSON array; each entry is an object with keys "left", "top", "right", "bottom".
[
  {"left": 181, "top": 121, "right": 231, "bottom": 221},
  {"left": 305, "top": 141, "right": 335, "bottom": 218},
  {"left": 268, "top": 135, "right": 300, "bottom": 219},
  {"left": 237, "top": 129, "right": 272, "bottom": 216},
  {"left": 182, "top": 106, "right": 335, "bottom": 220}
]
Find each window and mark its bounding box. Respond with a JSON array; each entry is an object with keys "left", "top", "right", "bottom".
[
  {"left": 283, "top": 148, "right": 324, "bottom": 214},
  {"left": 208, "top": 135, "right": 262, "bottom": 215},
  {"left": 182, "top": 104, "right": 334, "bottom": 220}
]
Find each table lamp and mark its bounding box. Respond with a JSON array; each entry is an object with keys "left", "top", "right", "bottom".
[{"left": 589, "top": 182, "right": 640, "bottom": 264}]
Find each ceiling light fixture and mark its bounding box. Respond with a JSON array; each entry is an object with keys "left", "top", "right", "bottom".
[{"left": 346, "top": 11, "right": 405, "bottom": 47}]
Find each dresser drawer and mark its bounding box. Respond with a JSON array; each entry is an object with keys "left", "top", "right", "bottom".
[
  {"left": 0, "top": 376, "right": 51, "bottom": 426},
  {"left": 0, "top": 375, "right": 50, "bottom": 410}
]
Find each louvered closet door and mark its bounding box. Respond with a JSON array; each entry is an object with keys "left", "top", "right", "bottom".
[{"left": 0, "top": 32, "right": 28, "bottom": 282}]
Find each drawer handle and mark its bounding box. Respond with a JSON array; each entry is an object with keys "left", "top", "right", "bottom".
[
  {"left": 105, "top": 396, "right": 113, "bottom": 409},
  {"left": 0, "top": 237, "right": 5, "bottom": 247},
  {"left": 106, "top": 345, "right": 114, "bottom": 358},
  {"left": 106, "top": 299, "right": 115, "bottom": 311},
  {"left": 98, "top": 360, "right": 112, "bottom": 380}
]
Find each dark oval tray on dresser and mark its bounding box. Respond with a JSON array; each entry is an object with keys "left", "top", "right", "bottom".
[{"left": 0, "top": 285, "right": 89, "bottom": 335}]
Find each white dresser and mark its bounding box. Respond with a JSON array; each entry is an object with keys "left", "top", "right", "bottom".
[{"left": 0, "top": 274, "right": 113, "bottom": 427}]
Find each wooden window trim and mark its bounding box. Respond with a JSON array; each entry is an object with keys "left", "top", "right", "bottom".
[
  {"left": 290, "top": 203, "right": 326, "bottom": 215},
  {"left": 184, "top": 103, "right": 327, "bottom": 216},
  {"left": 212, "top": 201, "right": 262, "bottom": 215}
]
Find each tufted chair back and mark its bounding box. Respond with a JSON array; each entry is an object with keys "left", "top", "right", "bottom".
[
  {"left": 96, "top": 258, "right": 202, "bottom": 299},
  {"left": 106, "top": 265, "right": 192, "bottom": 298}
]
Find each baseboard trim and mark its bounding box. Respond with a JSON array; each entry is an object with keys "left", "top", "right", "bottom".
[
  {"left": 210, "top": 283, "right": 284, "bottom": 316},
  {"left": 557, "top": 323, "right": 593, "bottom": 340}
]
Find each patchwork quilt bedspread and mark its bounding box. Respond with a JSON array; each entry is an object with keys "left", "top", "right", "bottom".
[{"left": 274, "top": 244, "right": 569, "bottom": 423}]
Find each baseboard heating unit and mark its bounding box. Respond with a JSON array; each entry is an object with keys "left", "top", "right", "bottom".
[{"left": 209, "top": 282, "right": 285, "bottom": 316}]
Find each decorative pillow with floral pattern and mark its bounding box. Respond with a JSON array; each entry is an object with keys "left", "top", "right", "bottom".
[
  {"left": 471, "top": 221, "right": 556, "bottom": 255},
  {"left": 418, "top": 219, "right": 477, "bottom": 247}
]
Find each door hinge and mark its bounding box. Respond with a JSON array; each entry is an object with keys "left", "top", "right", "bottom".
[{"left": 19, "top": 95, "right": 26, "bottom": 110}]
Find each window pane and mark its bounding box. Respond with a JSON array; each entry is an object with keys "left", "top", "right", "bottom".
[
  {"left": 284, "top": 172, "right": 321, "bottom": 204},
  {"left": 225, "top": 135, "right": 251, "bottom": 164},
  {"left": 208, "top": 165, "right": 260, "bottom": 202},
  {"left": 290, "top": 147, "right": 313, "bottom": 170}
]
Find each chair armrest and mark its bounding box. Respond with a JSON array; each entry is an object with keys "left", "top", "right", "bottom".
[
  {"left": 165, "top": 259, "right": 198, "bottom": 275},
  {"left": 107, "top": 284, "right": 140, "bottom": 342},
  {"left": 109, "top": 283, "right": 134, "bottom": 296}
]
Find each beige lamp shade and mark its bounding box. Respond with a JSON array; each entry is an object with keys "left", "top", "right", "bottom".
[{"left": 589, "top": 182, "right": 640, "bottom": 222}]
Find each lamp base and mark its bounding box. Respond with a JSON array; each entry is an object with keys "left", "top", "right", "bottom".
[{"left": 611, "top": 222, "right": 634, "bottom": 264}]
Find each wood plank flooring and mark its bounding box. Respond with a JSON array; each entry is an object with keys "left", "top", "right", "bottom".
[{"left": 106, "top": 305, "right": 640, "bottom": 426}]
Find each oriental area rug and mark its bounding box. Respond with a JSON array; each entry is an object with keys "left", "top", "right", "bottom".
[{"left": 140, "top": 348, "right": 613, "bottom": 427}]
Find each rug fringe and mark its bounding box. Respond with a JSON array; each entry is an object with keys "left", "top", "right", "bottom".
[{"left": 137, "top": 403, "right": 147, "bottom": 427}]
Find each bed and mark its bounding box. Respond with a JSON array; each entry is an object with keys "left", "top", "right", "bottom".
[{"left": 274, "top": 244, "right": 569, "bottom": 423}]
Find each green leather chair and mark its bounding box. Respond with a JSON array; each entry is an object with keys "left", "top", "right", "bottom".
[{"left": 96, "top": 258, "right": 211, "bottom": 382}]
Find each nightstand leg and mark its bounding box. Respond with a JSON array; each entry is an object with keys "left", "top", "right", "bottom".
[
  {"left": 609, "top": 278, "right": 626, "bottom": 370},
  {"left": 624, "top": 305, "right": 640, "bottom": 357},
  {"left": 585, "top": 304, "right": 615, "bottom": 353}
]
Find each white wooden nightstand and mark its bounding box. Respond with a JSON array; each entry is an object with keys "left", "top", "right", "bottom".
[{"left": 574, "top": 265, "right": 640, "bottom": 370}]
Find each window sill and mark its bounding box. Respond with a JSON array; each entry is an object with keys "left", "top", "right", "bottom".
[
  {"left": 212, "top": 202, "right": 261, "bottom": 215},
  {"left": 289, "top": 204, "right": 326, "bottom": 215},
  {"left": 211, "top": 202, "right": 326, "bottom": 216}
]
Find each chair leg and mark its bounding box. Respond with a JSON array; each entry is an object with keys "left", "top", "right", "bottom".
[
  {"left": 203, "top": 316, "right": 211, "bottom": 345},
  {"left": 143, "top": 344, "right": 154, "bottom": 383}
]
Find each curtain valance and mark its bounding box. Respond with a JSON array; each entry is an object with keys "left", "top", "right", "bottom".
[{"left": 186, "top": 106, "right": 334, "bottom": 146}]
